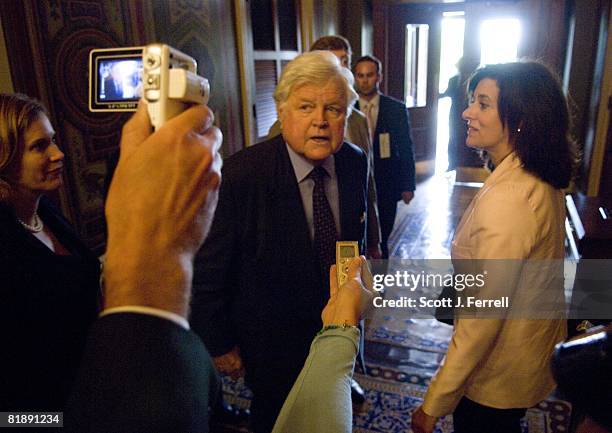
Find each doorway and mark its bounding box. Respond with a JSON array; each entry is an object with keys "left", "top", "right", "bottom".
[
  {"left": 435, "top": 13, "right": 465, "bottom": 174},
  {"left": 435, "top": 16, "right": 522, "bottom": 174},
  {"left": 384, "top": 3, "right": 524, "bottom": 173}
]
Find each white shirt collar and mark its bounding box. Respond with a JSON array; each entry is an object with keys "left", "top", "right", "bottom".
[
  {"left": 286, "top": 142, "right": 336, "bottom": 183},
  {"left": 360, "top": 93, "right": 380, "bottom": 110}
]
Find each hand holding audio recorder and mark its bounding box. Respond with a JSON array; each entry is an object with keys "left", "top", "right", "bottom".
[{"left": 336, "top": 241, "right": 359, "bottom": 287}]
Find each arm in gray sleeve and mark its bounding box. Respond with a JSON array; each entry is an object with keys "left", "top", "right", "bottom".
[{"left": 272, "top": 328, "right": 360, "bottom": 433}]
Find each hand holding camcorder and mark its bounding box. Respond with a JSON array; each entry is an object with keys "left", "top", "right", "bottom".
[{"left": 89, "top": 44, "right": 210, "bottom": 130}]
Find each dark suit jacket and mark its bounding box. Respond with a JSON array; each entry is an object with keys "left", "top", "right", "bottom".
[
  {"left": 66, "top": 314, "right": 219, "bottom": 433},
  {"left": 0, "top": 198, "right": 100, "bottom": 412},
  {"left": 190, "top": 134, "right": 367, "bottom": 374},
  {"left": 356, "top": 94, "right": 416, "bottom": 201}
]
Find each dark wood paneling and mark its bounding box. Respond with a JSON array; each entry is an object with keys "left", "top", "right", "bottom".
[
  {"left": 599, "top": 100, "right": 612, "bottom": 200},
  {"left": 151, "top": 0, "right": 243, "bottom": 157},
  {"left": 565, "top": 0, "right": 610, "bottom": 193},
  {"left": 339, "top": 0, "right": 373, "bottom": 60},
  {"left": 385, "top": 4, "right": 446, "bottom": 162},
  {"left": 0, "top": 2, "right": 39, "bottom": 98},
  {"left": 372, "top": 0, "right": 389, "bottom": 94},
  {"left": 313, "top": 0, "right": 340, "bottom": 39},
  {"left": 528, "top": 0, "right": 569, "bottom": 73}
]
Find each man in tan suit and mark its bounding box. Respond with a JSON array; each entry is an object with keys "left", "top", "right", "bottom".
[{"left": 268, "top": 35, "right": 382, "bottom": 259}]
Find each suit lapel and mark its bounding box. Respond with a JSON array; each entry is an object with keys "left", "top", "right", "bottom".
[
  {"left": 335, "top": 143, "right": 362, "bottom": 242},
  {"left": 268, "top": 138, "right": 315, "bottom": 256},
  {"left": 375, "top": 94, "right": 387, "bottom": 136}
]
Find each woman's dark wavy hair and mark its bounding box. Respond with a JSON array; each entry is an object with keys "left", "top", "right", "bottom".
[{"left": 467, "top": 61, "right": 578, "bottom": 189}]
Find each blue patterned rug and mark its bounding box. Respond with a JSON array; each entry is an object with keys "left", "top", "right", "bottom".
[
  {"left": 366, "top": 319, "right": 452, "bottom": 353},
  {"left": 216, "top": 324, "right": 572, "bottom": 433},
  {"left": 353, "top": 362, "right": 572, "bottom": 433}
]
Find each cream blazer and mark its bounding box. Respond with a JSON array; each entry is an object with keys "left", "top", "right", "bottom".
[{"left": 422, "top": 153, "right": 567, "bottom": 416}]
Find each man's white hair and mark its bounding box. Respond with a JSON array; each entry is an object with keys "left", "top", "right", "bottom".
[{"left": 274, "top": 50, "right": 357, "bottom": 114}]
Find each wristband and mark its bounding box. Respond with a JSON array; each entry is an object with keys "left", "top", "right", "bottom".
[{"left": 317, "top": 321, "right": 359, "bottom": 336}]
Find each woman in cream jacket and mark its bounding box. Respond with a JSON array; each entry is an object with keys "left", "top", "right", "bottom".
[{"left": 412, "top": 62, "right": 577, "bottom": 433}]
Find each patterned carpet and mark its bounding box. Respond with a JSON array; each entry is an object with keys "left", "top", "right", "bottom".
[
  {"left": 214, "top": 319, "right": 573, "bottom": 433},
  {"left": 353, "top": 366, "right": 454, "bottom": 433},
  {"left": 356, "top": 328, "right": 572, "bottom": 433},
  {"left": 354, "top": 363, "right": 572, "bottom": 433}
]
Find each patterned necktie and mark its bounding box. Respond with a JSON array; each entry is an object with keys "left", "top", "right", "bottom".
[{"left": 310, "top": 166, "right": 338, "bottom": 281}]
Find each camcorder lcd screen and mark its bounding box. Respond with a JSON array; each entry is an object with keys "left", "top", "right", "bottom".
[
  {"left": 89, "top": 47, "right": 144, "bottom": 111},
  {"left": 98, "top": 58, "right": 143, "bottom": 102}
]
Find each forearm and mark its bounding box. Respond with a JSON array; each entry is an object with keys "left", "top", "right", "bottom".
[
  {"left": 272, "top": 328, "right": 360, "bottom": 433},
  {"left": 103, "top": 251, "right": 192, "bottom": 318}
]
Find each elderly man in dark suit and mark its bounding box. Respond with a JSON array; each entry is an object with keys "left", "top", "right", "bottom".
[
  {"left": 354, "top": 55, "right": 416, "bottom": 258},
  {"left": 190, "top": 50, "right": 368, "bottom": 433}
]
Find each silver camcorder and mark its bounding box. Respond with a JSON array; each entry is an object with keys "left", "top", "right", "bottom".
[{"left": 89, "top": 43, "right": 210, "bottom": 130}]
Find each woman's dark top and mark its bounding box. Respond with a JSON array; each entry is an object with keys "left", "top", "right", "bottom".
[{"left": 0, "top": 196, "right": 101, "bottom": 411}]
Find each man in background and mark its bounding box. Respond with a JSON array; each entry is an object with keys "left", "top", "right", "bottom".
[
  {"left": 439, "top": 57, "right": 481, "bottom": 171},
  {"left": 354, "top": 55, "right": 416, "bottom": 258}
]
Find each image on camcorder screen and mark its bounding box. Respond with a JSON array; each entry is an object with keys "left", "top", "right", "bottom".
[{"left": 99, "top": 59, "right": 143, "bottom": 101}]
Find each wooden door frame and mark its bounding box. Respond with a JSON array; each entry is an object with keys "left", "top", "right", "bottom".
[
  {"left": 587, "top": 0, "right": 612, "bottom": 196},
  {"left": 234, "top": 0, "right": 307, "bottom": 148},
  {"left": 234, "top": 0, "right": 257, "bottom": 147}
]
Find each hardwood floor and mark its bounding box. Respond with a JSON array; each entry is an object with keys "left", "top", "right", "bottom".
[{"left": 390, "top": 172, "right": 480, "bottom": 260}]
